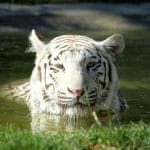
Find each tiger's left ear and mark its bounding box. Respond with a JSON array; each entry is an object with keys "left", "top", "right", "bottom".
[
  {"left": 28, "top": 29, "right": 47, "bottom": 53},
  {"left": 97, "top": 34, "right": 125, "bottom": 58}
]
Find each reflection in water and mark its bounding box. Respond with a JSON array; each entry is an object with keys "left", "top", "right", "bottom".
[
  {"left": 31, "top": 112, "right": 120, "bottom": 133},
  {"left": 31, "top": 113, "right": 94, "bottom": 133},
  {"left": 31, "top": 113, "right": 90, "bottom": 133}
]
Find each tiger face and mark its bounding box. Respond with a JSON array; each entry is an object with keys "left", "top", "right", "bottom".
[
  {"left": 29, "top": 30, "right": 125, "bottom": 117},
  {"left": 50, "top": 47, "right": 100, "bottom": 107},
  {"left": 48, "top": 40, "right": 110, "bottom": 107}
]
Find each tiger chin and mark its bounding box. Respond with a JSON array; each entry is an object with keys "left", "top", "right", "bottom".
[{"left": 13, "top": 29, "right": 127, "bottom": 118}]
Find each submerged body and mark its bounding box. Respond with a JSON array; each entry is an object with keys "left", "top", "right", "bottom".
[{"left": 14, "top": 30, "right": 127, "bottom": 118}]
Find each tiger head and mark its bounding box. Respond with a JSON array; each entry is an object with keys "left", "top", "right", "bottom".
[{"left": 29, "top": 30, "right": 125, "bottom": 117}]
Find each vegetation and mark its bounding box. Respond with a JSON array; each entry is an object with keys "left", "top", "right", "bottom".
[{"left": 0, "top": 123, "right": 150, "bottom": 150}]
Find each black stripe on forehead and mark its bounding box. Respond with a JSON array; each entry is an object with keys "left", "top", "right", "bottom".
[
  {"left": 52, "top": 38, "right": 74, "bottom": 45},
  {"left": 53, "top": 42, "right": 72, "bottom": 50},
  {"left": 52, "top": 44, "right": 95, "bottom": 58},
  {"left": 53, "top": 40, "right": 94, "bottom": 50},
  {"left": 52, "top": 37, "right": 73, "bottom": 42},
  {"left": 52, "top": 35, "right": 94, "bottom": 42},
  {"left": 76, "top": 37, "right": 94, "bottom": 42},
  {"left": 76, "top": 44, "right": 94, "bottom": 51},
  {"left": 52, "top": 35, "right": 94, "bottom": 48},
  {"left": 76, "top": 40, "right": 94, "bottom": 47}
]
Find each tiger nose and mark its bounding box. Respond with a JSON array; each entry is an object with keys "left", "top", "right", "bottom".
[{"left": 68, "top": 88, "right": 84, "bottom": 97}]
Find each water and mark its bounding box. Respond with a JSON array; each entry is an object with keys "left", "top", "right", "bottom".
[{"left": 0, "top": 31, "right": 150, "bottom": 132}]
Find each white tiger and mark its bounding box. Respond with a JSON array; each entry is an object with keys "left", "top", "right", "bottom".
[{"left": 13, "top": 29, "right": 127, "bottom": 118}]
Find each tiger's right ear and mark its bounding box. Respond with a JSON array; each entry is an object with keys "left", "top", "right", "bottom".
[{"left": 28, "top": 29, "right": 45, "bottom": 53}]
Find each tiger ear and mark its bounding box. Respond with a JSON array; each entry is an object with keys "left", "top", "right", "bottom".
[
  {"left": 28, "top": 29, "right": 45, "bottom": 53},
  {"left": 99, "top": 34, "right": 125, "bottom": 57}
]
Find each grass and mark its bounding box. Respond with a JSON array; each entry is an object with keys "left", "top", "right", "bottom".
[{"left": 0, "top": 122, "right": 150, "bottom": 150}]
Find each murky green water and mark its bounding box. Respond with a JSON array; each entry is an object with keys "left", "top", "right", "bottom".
[{"left": 0, "top": 31, "right": 150, "bottom": 132}]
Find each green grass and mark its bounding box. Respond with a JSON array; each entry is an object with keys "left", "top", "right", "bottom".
[{"left": 0, "top": 123, "right": 150, "bottom": 150}]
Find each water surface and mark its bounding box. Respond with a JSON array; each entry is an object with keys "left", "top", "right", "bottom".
[{"left": 0, "top": 31, "right": 150, "bottom": 132}]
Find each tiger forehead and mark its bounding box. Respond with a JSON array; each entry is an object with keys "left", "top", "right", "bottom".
[
  {"left": 50, "top": 35, "right": 97, "bottom": 55},
  {"left": 51, "top": 35, "right": 95, "bottom": 43},
  {"left": 52, "top": 35, "right": 95, "bottom": 47}
]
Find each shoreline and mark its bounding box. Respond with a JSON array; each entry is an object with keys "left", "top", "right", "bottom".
[{"left": 0, "top": 3, "right": 149, "bottom": 33}]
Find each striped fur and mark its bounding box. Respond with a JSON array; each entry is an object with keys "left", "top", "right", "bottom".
[{"left": 13, "top": 30, "right": 127, "bottom": 118}]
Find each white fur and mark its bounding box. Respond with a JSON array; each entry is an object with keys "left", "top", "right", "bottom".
[{"left": 17, "top": 30, "right": 125, "bottom": 118}]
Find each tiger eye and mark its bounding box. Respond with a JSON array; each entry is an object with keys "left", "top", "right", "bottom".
[{"left": 87, "top": 62, "right": 96, "bottom": 68}]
